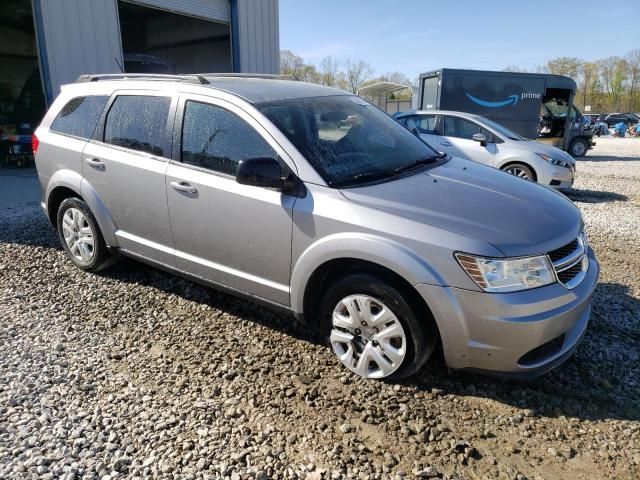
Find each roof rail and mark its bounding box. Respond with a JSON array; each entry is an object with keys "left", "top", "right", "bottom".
[
  {"left": 75, "top": 74, "right": 209, "bottom": 84},
  {"left": 198, "top": 73, "right": 299, "bottom": 81}
]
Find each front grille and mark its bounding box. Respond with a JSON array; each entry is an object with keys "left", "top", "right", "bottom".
[
  {"left": 548, "top": 236, "right": 588, "bottom": 289},
  {"left": 557, "top": 260, "right": 585, "bottom": 284},
  {"left": 548, "top": 239, "right": 579, "bottom": 263},
  {"left": 518, "top": 334, "right": 565, "bottom": 366}
]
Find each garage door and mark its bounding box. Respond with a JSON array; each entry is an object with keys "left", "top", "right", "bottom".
[{"left": 125, "top": 0, "right": 230, "bottom": 23}]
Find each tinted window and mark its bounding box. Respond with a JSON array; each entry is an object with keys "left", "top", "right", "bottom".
[
  {"left": 444, "top": 116, "right": 491, "bottom": 140},
  {"left": 104, "top": 95, "right": 171, "bottom": 156},
  {"left": 404, "top": 115, "right": 437, "bottom": 134},
  {"left": 50, "top": 96, "right": 109, "bottom": 139},
  {"left": 181, "top": 101, "right": 275, "bottom": 175}
]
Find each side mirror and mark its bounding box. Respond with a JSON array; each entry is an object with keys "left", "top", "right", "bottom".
[
  {"left": 236, "top": 157, "right": 293, "bottom": 191},
  {"left": 472, "top": 133, "right": 488, "bottom": 146}
]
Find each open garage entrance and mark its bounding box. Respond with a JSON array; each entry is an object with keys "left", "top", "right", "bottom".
[
  {"left": 117, "top": 1, "right": 232, "bottom": 75},
  {"left": 0, "top": 0, "right": 46, "bottom": 165}
]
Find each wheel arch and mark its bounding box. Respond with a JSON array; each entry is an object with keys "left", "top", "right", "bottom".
[
  {"left": 45, "top": 170, "right": 118, "bottom": 246},
  {"left": 290, "top": 234, "right": 445, "bottom": 323},
  {"left": 499, "top": 159, "right": 538, "bottom": 181}
]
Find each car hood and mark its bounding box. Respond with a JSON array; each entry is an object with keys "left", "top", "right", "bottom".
[
  {"left": 506, "top": 140, "right": 575, "bottom": 163},
  {"left": 340, "top": 157, "right": 582, "bottom": 257}
]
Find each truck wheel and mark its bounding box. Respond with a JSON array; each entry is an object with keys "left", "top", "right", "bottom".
[{"left": 569, "top": 138, "right": 588, "bottom": 157}]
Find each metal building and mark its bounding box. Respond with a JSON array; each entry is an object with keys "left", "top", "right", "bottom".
[{"left": 0, "top": 0, "right": 279, "bottom": 160}]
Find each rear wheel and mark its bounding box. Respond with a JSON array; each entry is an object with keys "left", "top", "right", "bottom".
[
  {"left": 569, "top": 138, "right": 588, "bottom": 157},
  {"left": 319, "top": 273, "right": 436, "bottom": 379},
  {"left": 502, "top": 163, "right": 535, "bottom": 181},
  {"left": 56, "top": 198, "right": 111, "bottom": 272}
]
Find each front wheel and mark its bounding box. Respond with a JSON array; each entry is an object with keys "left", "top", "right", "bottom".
[
  {"left": 319, "top": 273, "right": 436, "bottom": 380},
  {"left": 569, "top": 138, "right": 588, "bottom": 157},
  {"left": 502, "top": 163, "right": 535, "bottom": 181}
]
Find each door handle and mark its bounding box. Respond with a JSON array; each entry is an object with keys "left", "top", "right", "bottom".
[
  {"left": 85, "top": 157, "right": 105, "bottom": 168},
  {"left": 441, "top": 142, "right": 452, "bottom": 147},
  {"left": 169, "top": 181, "right": 198, "bottom": 194}
]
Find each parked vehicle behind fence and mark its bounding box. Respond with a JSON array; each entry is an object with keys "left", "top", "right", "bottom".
[
  {"left": 395, "top": 110, "right": 576, "bottom": 189},
  {"left": 34, "top": 74, "right": 599, "bottom": 380}
]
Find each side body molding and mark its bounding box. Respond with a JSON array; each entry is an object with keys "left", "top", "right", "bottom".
[{"left": 289, "top": 233, "right": 446, "bottom": 315}]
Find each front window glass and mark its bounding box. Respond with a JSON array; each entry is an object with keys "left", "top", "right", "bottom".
[
  {"left": 443, "top": 116, "right": 492, "bottom": 140},
  {"left": 181, "top": 101, "right": 275, "bottom": 175},
  {"left": 258, "top": 95, "right": 441, "bottom": 186},
  {"left": 405, "top": 115, "right": 437, "bottom": 134}
]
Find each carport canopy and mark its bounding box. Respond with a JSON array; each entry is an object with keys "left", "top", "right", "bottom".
[
  {"left": 357, "top": 81, "right": 413, "bottom": 113},
  {"left": 357, "top": 81, "right": 412, "bottom": 99}
]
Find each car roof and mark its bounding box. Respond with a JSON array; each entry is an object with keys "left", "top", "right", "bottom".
[
  {"left": 68, "top": 75, "right": 351, "bottom": 104},
  {"left": 397, "top": 110, "right": 486, "bottom": 121},
  {"left": 202, "top": 77, "right": 349, "bottom": 103}
]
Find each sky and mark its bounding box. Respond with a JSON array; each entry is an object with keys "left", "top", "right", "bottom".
[{"left": 280, "top": 0, "right": 640, "bottom": 81}]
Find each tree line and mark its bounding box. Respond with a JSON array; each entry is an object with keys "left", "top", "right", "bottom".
[
  {"left": 281, "top": 49, "right": 640, "bottom": 113},
  {"left": 280, "top": 50, "right": 411, "bottom": 97},
  {"left": 504, "top": 50, "right": 639, "bottom": 113}
]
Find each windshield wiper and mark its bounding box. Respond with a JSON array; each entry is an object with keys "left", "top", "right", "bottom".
[
  {"left": 394, "top": 153, "right": 446, "bottom": 174},
  {"left": 330, "top": 170, "right": 395, "bottom": 187}
]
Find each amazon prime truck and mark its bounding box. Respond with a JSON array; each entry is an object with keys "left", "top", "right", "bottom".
[{"left": 417, "top": 68, "right": 594, "bottom": 157}]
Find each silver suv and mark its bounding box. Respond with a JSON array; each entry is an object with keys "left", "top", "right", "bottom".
[{"left": 34, "top": 74, "right": 599, "bottom": 379}]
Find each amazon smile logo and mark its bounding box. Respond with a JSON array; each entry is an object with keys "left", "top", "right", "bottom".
[{"left": 465, "top": 92, "right": 541, "bottom": 108}]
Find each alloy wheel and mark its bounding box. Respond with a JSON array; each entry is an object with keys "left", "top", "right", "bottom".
[
  {"left": 61, "top": 207, "right": 95, "bottom": 263},
  {"left": 505, "top": 166, "right": 531, "bottom": 179},
  {"left": 330, "top": 294, "right": 407, "bottom": 378}
]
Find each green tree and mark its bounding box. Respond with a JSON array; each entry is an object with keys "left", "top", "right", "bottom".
[
  {"left": 545, "top": 57, "right": 581, "bottom": 81},
  {"left": 578, "top": 61, "right": 599, "bottom": 109},
  {"left": 626, "top": 49, "right": 640, "bottom": 111},
  {"left": 599, "top": 56, "right": 629, "bottom": 111}
]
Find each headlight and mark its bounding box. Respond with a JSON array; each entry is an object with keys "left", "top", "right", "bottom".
[
  {"left": 455, "top": 253, "right": 555, "bottom": 293},
  {"left": 536, "top": 152, "right": 572, "bottom": 169}
]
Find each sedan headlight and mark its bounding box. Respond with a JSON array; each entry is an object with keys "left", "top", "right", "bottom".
[
  {"left": 536, "top": 152, "right": 572, "bottom": 169},
  {"left": 455, "top": 253, "right": 555, "bottom": 293}
]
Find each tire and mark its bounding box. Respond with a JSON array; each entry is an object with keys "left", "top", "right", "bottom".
[
  {"left": 502, "top": 163, "right": 535, "bottom": 181},
  {"left": 318, "top": 273, "right": 436, "bottom": 380},
  {"left": 56, "top": 197, "right": 111, "bottom": 272},
  {"left": 569, "top": 138, "right": 588, "bottom": 158}
]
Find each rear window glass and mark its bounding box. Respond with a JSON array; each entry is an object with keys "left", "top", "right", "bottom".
[
  {"left": 50, "top": 96, "right": 109, "bottom": 139},
  {"left": 104, "top": 95, "right": 171, "bottom": 157}
]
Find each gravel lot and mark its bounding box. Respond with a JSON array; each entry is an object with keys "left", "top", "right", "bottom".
[{"left": 1, "top": 137, "right": 639, "bottom": 480}]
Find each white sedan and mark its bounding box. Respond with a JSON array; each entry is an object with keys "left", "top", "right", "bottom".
[{"left": 395, "top": 110, "right": 576, "bottom": 189}]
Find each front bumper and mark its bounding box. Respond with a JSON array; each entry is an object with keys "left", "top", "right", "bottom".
[
  {"left": 415, "top": 247, "right": 599, "bottom": 377},
  {"left": 538, "top": 164, "right": 575, "bottom": 190}
]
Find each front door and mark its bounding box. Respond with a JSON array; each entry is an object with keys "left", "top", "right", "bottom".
[
  {"left": 166, "top": 95, "right": 295, "bottom": 305},
  {"left": 82, "top": 92, "right": 176, "bottom": 265},
  {"left": 439, "top": 115, "right": 496, "bottom": 166}
]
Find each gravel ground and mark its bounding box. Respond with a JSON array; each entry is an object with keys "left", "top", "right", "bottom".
[{"left": 1, "top": 137, "right": 639, "bottom": 480}]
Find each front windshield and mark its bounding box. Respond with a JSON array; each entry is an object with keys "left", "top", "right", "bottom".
[
  {"left": 257, "top": 95, "right": 442, "bottom": 186},
  {"left": 478, "top": 117, "right": 525, "bottom": 141}
]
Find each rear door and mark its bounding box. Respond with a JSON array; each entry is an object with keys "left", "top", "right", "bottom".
[
  {"left": 82, "top": 91, "right": 176, "bottom": 265},
  {"left": 439, "top": 115, "right": 496, "bottom": 166},
  {"left": 165, "top": 94, "right": 295, "bottom": 305}
]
